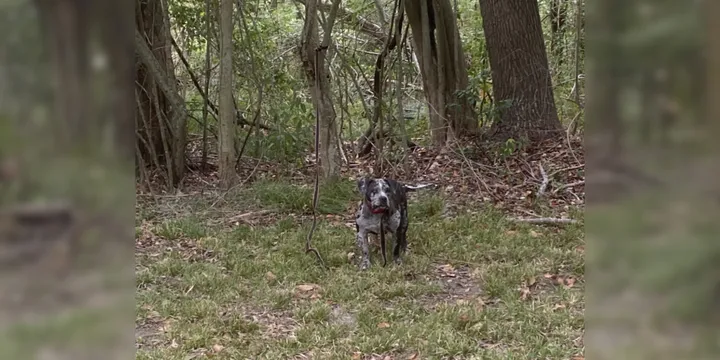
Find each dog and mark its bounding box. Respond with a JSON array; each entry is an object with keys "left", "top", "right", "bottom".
[{"left": 354, "top": 176, "right": 432, "bottom": 270}]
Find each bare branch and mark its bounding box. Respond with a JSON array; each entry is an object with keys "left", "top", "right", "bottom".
[
  {"left": 295, "top": 0, "right": 385, "bottom": 44},
  {"left": 510, "top": 217, "right": 579, "bottom": 225},
  {"left": 553, "top": 180, "right": 585, "bottom": 194}
]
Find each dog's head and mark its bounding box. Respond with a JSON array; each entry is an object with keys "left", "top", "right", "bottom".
[{"left": 357, "top": 177, "right": 393, "bottom": 214}]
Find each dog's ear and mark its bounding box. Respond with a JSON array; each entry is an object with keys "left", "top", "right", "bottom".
[{"left": 357, "top": 177, "right": 369, "bottom": 193}]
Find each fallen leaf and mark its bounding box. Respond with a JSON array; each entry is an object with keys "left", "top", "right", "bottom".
[
  {"left": 377, "top": 322, "right": 391, "bottom": 328},
  {"left": 212, "top": 344, "right": 225, "bottom": 353},
  {"left": 526, "top": 276, "right": 538, "bottom": 287},
  {"left": 347, "top": 252, "right": 356, "bottom": 262},
  {"left": 571, "top": 356, "right": 584, "bottom": 360},
  {"left": 438, "top": 264, "right": 456, "bottom": 277},
  {"left": 265, "top": 271, "right": 277, "bottom": 283},
  {"left": 351, "top": 352, "right": 362, "bottom": 360},
  {"left": 296, "top": 284, "right": 319, "bottom": 292},
  {"left": 564, "top": 277, "right": 576, "bottom": 288},
  {"left": 520, "top": 287, "right": 531, "bottom": 301},
  {"left": 475, "top": 303, "right": 485, "bottom": 312},
  {"left": 529, "top": 230, "right": 539, "bottom": 238},
  {"left": 170, "top": 339, "right": 179, "bottom": 348},
  {"left": 552, "top": 303, "right": 566, "bottom": 311},
  {"left": 407, "top": 352, "right": 419, "bottom": 360}
]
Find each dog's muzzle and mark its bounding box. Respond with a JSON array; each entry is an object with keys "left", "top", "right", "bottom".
[{"left": 366, "top": 198, "right": 389, "bottom": 214}]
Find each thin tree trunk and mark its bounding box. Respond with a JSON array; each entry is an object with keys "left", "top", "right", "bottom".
[
  {"left": 549, "top": 0, "right": 568, "bottom": 68},
  {"left": 300, "top": 0, "right": 340, "bottom": 179},
  {"left": 218, "top": 0, "right": 237, "bottom": 188},
  {"left": 160, "top": 0, "right": 186, "bottom": 183},
  {"left": 202, "top": 0, "right": 212, "bottom": 171}
]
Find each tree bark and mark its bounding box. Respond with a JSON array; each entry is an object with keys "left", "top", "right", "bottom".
[
  {"left": 33, "top": 0, "right": 90, "bottom": 145},
  {"left": 549, "top": 0, "right": 568, "bottom": 68},
  {"left": 404, "top": 0, "right": 477, "bottom": 146},
  {"left": 134, "top": 0, "right": 187, "bottom": 188},
  {"left": 300, "top": 0, "right": 340, "bottom": 179},
  {"left": 479, "top": 0, "right": 562, "bottom": 143},
  {"left": 218, "top": 0, "right": 237, "bottom": 189},
  {"left": 32, "top": 0, "right": 134, "bottom": 159},
  {"left": 160, "top": 0, "right": 187, "bottom": 184},
  {"left": 584, "top": 0, "right": 622, "bottom": 162}
]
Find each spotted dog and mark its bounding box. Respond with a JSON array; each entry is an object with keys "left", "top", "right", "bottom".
[{"left": 354, "top": 177, "right": 432, "bottom": 270}]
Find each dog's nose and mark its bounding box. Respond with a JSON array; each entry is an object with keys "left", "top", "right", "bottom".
[{"left": 379, "top": 196, "right": 388, "bottom": 206}]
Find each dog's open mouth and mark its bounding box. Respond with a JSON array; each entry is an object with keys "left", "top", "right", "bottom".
[{"left": 370, "top": 206, "right": 387, "bottom": 214}]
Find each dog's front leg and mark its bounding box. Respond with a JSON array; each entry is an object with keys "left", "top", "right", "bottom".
[{"left": 356, "top": 230, "right": 371, "bottom": 270}]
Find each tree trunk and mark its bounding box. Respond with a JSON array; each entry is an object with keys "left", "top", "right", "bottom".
[
  {"left": 30, "top": 0, "right": 134, "bottom": 159},
  {"left": 706, "top": 0, "right": 720, "bottom": 136},
  {"left": 300, "top": 0, "right": 339, "bottom": 179},
  {"left": 33, "top": 0, "right": 90, "bottom": 146},
  {"left": 160, "top": 0, "right": 187, "bottom": 184},
  {"left": 549, "top": 0, "right": 568, "bottom": 68},
  {"left": 218, "top": 0, "right": 237, "bottom": 189},
  {"left": 584, "top": 0, "right": 622, "bottom": 162},
  {"left": 134, "top": 0, "right": 186, "bottom": 188},
  {"left": 404, "top": 0, "right": 477, "bottom": 146},
  {"left": 479, "top": 0, "right": 562, "bottom": 143}
]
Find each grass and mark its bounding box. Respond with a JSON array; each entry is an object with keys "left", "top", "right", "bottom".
[{"left": 135, "top": 179, "right": 584, "bottom": 359}]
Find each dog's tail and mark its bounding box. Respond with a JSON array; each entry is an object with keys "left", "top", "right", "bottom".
[{"left": 403, "top": 183, "right": 435, "bottom": 192}]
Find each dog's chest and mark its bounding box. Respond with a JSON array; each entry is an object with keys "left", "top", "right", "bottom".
[{"left": 356, "top": 208, "right": 401, "bottom": 234}]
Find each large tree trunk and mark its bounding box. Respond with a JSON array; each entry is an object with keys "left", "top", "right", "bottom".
[
  {"left": 32, "top": 0, "right": 134, "bottom": 159},
  {"left": 479, "top": 0, "right": 562, "bottom": 143},
  {"left": 33, "top": 0, "right": 90, "bottom": 146},
  {"left": 584, "top": 0, "right": 622, "bottom": 163},
  {"left": 404, "top": 0, "right": 477, "bottom": 146},
  {"left": 218, "top": 0, "right": 237, "bottom": 189},
  {"left": 134, "top": 0, "right": 186, "bottom": 188},
  {"left": 300, "top": 0, "right": 339, "bottom": 179},
  {"left": 705, "top": 0, "right": 719, "bottom": 136}
]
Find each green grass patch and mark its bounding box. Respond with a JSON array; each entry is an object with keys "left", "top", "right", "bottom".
[
  {"left": 136, "top": 181, "right": 584, "bottom": 359},
  {"left": 250, "top": 178, "right": 356, "bottom": 215}
]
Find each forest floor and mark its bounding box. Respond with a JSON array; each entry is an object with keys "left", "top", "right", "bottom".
[{"left": 135, "top": 136, "right": 586, "bottom": 359}]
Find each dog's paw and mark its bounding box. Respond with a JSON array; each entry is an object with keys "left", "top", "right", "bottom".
[
  {"left": 359, "top": 259, "right": 371, "bottom": 271},
  {"left": 393, "top": 257, "right": 403, "bottom": 266}
]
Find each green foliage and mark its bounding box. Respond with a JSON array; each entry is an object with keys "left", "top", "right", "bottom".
[{"left": 167, "top": 0, "right": 589, "bottom": 166}]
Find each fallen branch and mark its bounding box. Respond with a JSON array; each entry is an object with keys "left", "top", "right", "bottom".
[
  {"left": 538, "top": 163, "right": 549, "bottom": 197},
  {"left": 228, "top": 210, "right": 271, "bottom": 222},
  {"left": 552, "top": 180, "right": 585, "bottom": 194},
  {"left": 510, "top": 217, "right": 578, "bottom": 225},
  {"left": 547, "top": 164, "right": 584, "bottom": 179},
  {"left": 0, "top": 202, "right": 73, "bottom": 219}
]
